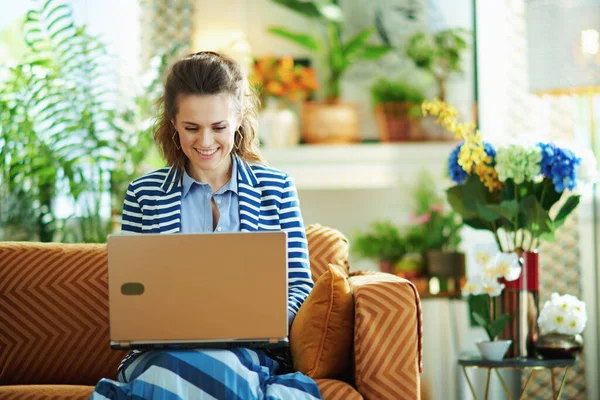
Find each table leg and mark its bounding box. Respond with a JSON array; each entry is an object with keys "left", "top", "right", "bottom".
[
  {"left": 494, "top": 369, "right": 513, "bottom": 400},
  {"left": 556, "top": 367, "right": 570, "bottom": 400},
  {"left": 520, "top": 369, "right": 536, "bottom": 400},
  {"left": 461, "top": 366, "right": 478, "bottom": 400},
  {"left": 551, "top": 368, "right": 556, "bottom": 398},
  {"left": 484, "top": 368, "right": 491, "bottom": 400}
]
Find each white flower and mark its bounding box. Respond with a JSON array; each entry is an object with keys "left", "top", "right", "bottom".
[
  {"left": 462, "top": 277, "right": 484, "bottom": 297},
  {"left": 494, "top": 252, "right": 521, "bottom": 281},
  {"left": 538, "top": 293, "right": 587, "bottom": 335},
  {"left": 473, "top": 244, "right": 498, "bottom": 268},
  {"left": 481, "top": 280, "right": 505, "bottom": 297}
]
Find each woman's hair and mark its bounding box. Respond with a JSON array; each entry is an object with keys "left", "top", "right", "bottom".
[{"left": 154, "top": 51, "right": 265, "bottom": 173}]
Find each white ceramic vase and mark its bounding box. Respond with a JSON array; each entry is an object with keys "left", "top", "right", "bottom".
[
  {"left": 258, "top": 98, "right": 300, "bottom": 148},
  {"left": 476, "top": 340, "right": 512, "bottom": 361}
]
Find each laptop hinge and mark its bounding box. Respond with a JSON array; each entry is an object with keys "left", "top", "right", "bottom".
[
  {"left": 268, "top": 338, "right": 279, "bottom": 344},
  {"left": 120, "top": 341, "right": 131, "bottom": 348}
]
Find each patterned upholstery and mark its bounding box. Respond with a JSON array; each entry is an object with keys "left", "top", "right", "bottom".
[
  {"left": 0, "top": 385, "right": 93, "bottom": 399},
  {"left": 305, "top": 223, "right": 350, "bottom": 282},
  {"left": 315, "top": 379, "right": 364, "bottom": 400},
  {"left": 0, "top": 242, "right": 126, "bottom": 385},
  {"left": 0, "top": 225, "right": 422, "bottom": 398},
  {"left": 349, "top": 273, "right": 422, "bottom": 400}
]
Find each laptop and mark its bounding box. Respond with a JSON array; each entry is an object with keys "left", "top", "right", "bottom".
[{"left": 107, "top": 231, "right": 289, "bottom": 351}]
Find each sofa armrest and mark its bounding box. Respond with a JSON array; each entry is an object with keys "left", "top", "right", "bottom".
[{"left": 348, "top": 272, "right": 422, "bottom": 400}]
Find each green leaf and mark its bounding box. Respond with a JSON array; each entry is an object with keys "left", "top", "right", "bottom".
[
  {"left": 553, "top": 195, "right": 581, "bottom": 229},
  {"left": 536, "top": 178, "right": 562, "bottom": 210},
  {"left": 360, "top": 45, "right": 392, "bottom": 60},
  {"left": 468, "top": 294, "right": 490, "bottom": 322},
  {"left": 271, "top": 0, "right": 343, "bottom": 22},
  {"left": 471, "top": 311, "right": 489, "bottom": 328},
  {"left": 520, "top": 195, "right": 552, "bottom": 233},
  {"left": 342, "top": 28, "right": 373, "bottom": 61},
  {"left": 267, "top": 27, "right": 320, "bottom": 51},
  {"left": 489, "top": 313, "right": 510, "bottom": 340}
]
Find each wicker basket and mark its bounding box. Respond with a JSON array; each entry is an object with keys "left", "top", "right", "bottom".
[
  {"left": 375, "top": 103, "right": 423, "bottom": 142},
  {"left": 301, "top": 101, "right": 360, "bottom": 144}
]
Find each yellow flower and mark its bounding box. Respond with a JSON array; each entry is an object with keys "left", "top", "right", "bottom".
[{"left": 422, "top": 99, "right": 503, "bottom": 192}]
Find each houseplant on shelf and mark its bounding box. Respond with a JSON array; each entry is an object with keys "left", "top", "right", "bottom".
[
  {"left": 267, "top": 0, "right": 390, "bottom": 143},
  {"left": 370, "top": 77, "right": 426, "bottom": 142},
  {"left": 422, "top": 98, "right": 595, "bottom": 357},
  {"left": 352, "top": 221, "right": 412, "bottom": 275},
  {"left": 404, "top": 29, "right": 469, "bottom": 140},
  {"left": 407, "top": 171, "right": 464, "bottom": 291},
  {"left": 250, "top": 56, "right": 319, "bottom": 148},
  {"left": 536, "top": 293, "right": 587, "bottom": 359},
  {"left": 405, "top": 29, "right": 469, "bottom": 102},
  {"left": 462, "top": 246, "right": 522, "bottom": 360}
]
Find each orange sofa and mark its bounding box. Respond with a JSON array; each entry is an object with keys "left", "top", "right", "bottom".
[{"left": 0, "top": 224, "right": 422, "bottom": 399}]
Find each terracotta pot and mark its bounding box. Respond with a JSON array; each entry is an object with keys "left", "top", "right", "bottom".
[
  {"left": 375, "top": 103, "right": 423, "bottom": 142},
  {"left": 301, "top": 101, "right": 360, "bottom": 144}
]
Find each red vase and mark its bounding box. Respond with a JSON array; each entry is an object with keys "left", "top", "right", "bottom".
[{"left": 497, "top": 251, "right": 540, "bottom": 358}]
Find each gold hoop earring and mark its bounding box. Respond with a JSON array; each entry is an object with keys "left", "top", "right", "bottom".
[
  {"left": 234, "top": 130, "right": 242, "bottom": 151},
  {"left": 172, "top": 131, "right": 181, "bottom": 150}
]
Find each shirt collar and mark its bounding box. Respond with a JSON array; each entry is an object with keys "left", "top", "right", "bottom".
[{"left": 182, "top": 155, "right": 239, "bottom": 198}]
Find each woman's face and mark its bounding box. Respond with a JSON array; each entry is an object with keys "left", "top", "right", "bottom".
[{"left": 173, "top": 93, "right": 240, "bottom": 180}]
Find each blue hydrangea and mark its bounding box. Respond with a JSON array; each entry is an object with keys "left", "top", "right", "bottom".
[
  {"left": 448, "top": 143, "right": 469, "bottom": 184},
  {"left": 537, "top": 142, "right": 582, "bottom": 192},
  {"left": 448, "top": 142, "right": 496, "bottom": 184}
]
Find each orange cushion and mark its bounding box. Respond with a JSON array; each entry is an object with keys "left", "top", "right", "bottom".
[
  {"left": 290, "top": 264, "right": 354, "bottom": 378},
  {"left": 315, "top": 379, "right": 363, "bottom": 399},
  {"left": 306, "top": 224, "right": 350, "bottom": 282}
]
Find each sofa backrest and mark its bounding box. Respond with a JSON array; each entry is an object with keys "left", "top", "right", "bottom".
[
  {"left": 0, "top": 225, "right": 350, "bottom": 385},
  {"left": 0, "top": 242, "right": 126, "bottom": 385}
]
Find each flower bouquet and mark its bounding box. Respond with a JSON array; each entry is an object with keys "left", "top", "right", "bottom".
[
  {"left": 422, "top": 99, "right": 595, "bottom": 357},
  {"left": 536, "top": 293, "right": 587, "bottom": 359},
  {"left": 250, "top": 56, "right": 319, "bottom": 103},
  {"left": 422, "top": 99, "right": 594, "bottom": 253},
  {"left": 462, "top": 246, "right": 521, "bottom": 360}
]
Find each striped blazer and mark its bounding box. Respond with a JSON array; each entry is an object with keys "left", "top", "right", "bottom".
[{"left": 120, "top": 155, "right": 314, "bottom": 315}]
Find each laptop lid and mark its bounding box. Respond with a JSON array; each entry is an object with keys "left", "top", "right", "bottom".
[{"left": 107, "top": 231, "right": 288, "bottom": 348}]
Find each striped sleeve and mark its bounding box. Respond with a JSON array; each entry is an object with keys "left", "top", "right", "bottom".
[
  {"left": 280, "top": 174, "right": 314, "bottom": 315},
  {"left": 121, "top": 182, "right": 143, "bottom": 233}
]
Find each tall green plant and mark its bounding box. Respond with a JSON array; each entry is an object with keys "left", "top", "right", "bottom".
[
  {"left": 267, "top": 0, "right": 390, "bottom": 101},
  {"left": 0, "top": 0, "right": 115, "bottom": 242}
]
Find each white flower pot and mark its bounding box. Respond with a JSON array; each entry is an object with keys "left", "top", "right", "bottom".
[{"left": 476, "top": 340, "right": 512, "bottom": 361}]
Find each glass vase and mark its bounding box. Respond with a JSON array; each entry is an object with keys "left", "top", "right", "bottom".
[{"left": 496, "top": 250, "right": 540, "bottom": 358}]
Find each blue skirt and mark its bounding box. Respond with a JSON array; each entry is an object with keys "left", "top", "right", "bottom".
[{"left": 91, "top": 349, "right": 322, "bottom": 400}]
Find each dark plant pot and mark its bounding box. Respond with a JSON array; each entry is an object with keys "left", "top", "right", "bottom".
[
  {"left": 424, "top": 251, "right": 466, "bottom": 278},
  {"left": 378, "top": 260, "right": 396, "bottom": 274},
  {"left": 536, "top": 333, "right": 584, "bottom": 360}
]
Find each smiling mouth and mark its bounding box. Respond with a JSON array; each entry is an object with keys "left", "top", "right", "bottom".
[{"left": 195, "top": 148, "right": 219, "bottom": 157}]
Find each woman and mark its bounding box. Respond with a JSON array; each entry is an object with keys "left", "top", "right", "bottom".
[{"left": 92, "top": 51, "right": 320, "bottom": 399}]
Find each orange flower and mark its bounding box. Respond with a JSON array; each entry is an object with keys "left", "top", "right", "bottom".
[
  {"left": 279, "top": 56, "right": 294, "bottom": 70},
  {"left": 250, "top": 56, "right": 319, "bottom": 102},
  {"left": 265, "top": 80, "right": 284, "bottom": 96}
]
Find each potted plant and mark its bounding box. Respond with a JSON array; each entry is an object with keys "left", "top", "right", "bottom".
[
  {"left": 352, "top": 221, "right": 408, "bottom": 274},
  {"left": 250, "top": 56, "right": 319, "bottom": 147},
  {"left": 462, "top": 247, "right": 522, "bottom": 360},
  {"left": 404, "top": 29, "right": 469, "bottom": 102},
  {"left": 267, "top": 0, "right": 390, "bottom": 144},
  {"left": 370, "top": 77, "right": 426, "bottom": 142},
  {"left": 407, "top": 171, "right": 464, "bottom": 289},
  {"left": 404, "top": 29, "right": 469, "bottom": 140},
  {"left": 536, "top": 293, "right": 587, "bottom": 359}
]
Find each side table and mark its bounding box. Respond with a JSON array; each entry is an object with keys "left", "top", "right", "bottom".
[{"left": 458, "top": 356, "right": 576, "bottom": 400}]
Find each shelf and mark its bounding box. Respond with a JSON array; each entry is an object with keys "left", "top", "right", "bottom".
[{"left": 260, "top": 142, "right": 458, "bottom": 190}]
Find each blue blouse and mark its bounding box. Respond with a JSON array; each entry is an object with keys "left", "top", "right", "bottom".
[{"left": 180, "top": 156, "right": 240, "bottom": 233}]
